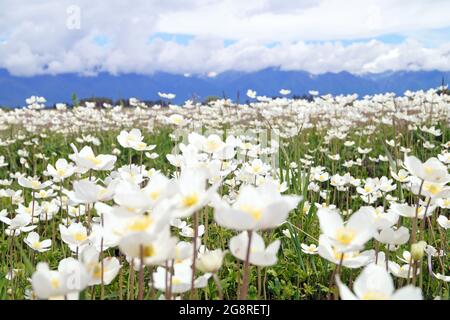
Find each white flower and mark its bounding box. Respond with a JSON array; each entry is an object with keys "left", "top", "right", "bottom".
[
  {"left": 68, "top": 180, "right": 110, "bottom": 204},
  {"left": 436, "top": 215, "right": 450, "bottom": 229},
  {"left": 389, "top": 262, "right": 419, "bottom": 279},
  {"left": 214, "top": 182, "right": 300, "bottom": 231},
  {"left": 168, "top": 114, "right": 186, "bottom": 126},
  {"left": 375, "top": 226, "right": 410, "bottom": 245},
  {"left": 317, "top": 207, "right": 375, "bottom": 252},
  {"left": 389, "top": 203, "right": 434, "bottom": 219},
  {"left": 336, "top": 264, "right": 422, "bottom": 300},
  {"left": 32, "top": 258, "right": 89, "bottom": 299},
  {"left": 46, "top": 159, "right": 75, "bottom": 181},
  {"left": 0, "top": 156, "right": 8, "bottom": 168},
  {"left": 180, "top": 225, "right": 205, "bottom": 238},
  {"left": 244, "top": 158, "right": 270, "bottom": 176},
  {"left": 80, "top": 245, "right": 121, "bottom": 286},
  {"left": 153, "top": 262, "right": 210, "bottom": 294},
  {"left": 196, "top": 249, "right": 226, "bottom": 273},
  {"left": 18, "top": 176, "right": 52, "bottom": 190},
  {"left": 170, "top": 168, "right": 218, "bottom": 218},
  {"left": 0, "top": 213, "right": 36, "bottom": 235},
  {"left": 69, "top": 144, "right": 117, "bottom": 171},
  {"left": 59, "top": 223, "right": 89, "bottom": 247},
  {"left": 362, "top": 206, "right": 398, "bottom": 230},
  {"left": 117, "top": 128, "right": 144, "bottom": 149},
  {"left": 317, "top": 235, "right": 374, "bottom": 268},
  {"left": 282, "top": 229, "right": 292, "bottom": 238},
  {"left": 404, "top": 155, "right": 450, "bottom": 184},
  {"left": 119, "top": 228, "right": 177, "bottom": 265},
  {"left": 229, "top": 231, "right": 280, "bottom": 267},
  {"left": 301, "top": 243, "right": 318, "bottom": 255},
  {"left": 24, "top": 232, "right": 51, "bottom": 252}
]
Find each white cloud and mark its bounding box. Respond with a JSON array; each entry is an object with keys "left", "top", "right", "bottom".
[
  {"left": 0, "top": 0, "right": 449, "bottom": 76},
  {"left": 156, "top": 0, "right": 450, "bottom": 42}
]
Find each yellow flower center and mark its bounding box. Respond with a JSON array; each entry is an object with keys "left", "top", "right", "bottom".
[
  {"left": 135, "top": 142, "right": 146, "bottom": 150},
  {"left": 57, "top": 168, "right": 66, "bottom": 176},
  {"left": 73, "top": 232, "right": 87, "bottom": 242},
  {"left": 171, "top": 115, "right": 183, "bottom": 125},
  {"left": 335, "top": 227, "right": 356, "bottom": 245},
  {"left": 362, "top": 291, "right": 389, "bottom": 300},
  {"left": 182, "top": 194, "right": 199, "bottom": 208},
  {"left": 32, "top": 241, "right": 42, "bottom": 249},
  {"left": 240, "top": 204, "right": 262, "bottom": 220},
  {"left": 127, "top": 215, "right": 154, "bottom": 232},
  {"left": 93, "top": 264, "right": 102, "bottom": 279},
  {"left": 206, "top": 140, "right": 220, "bottom": 151},
  {"left": 51, "top": 277, "right": 60, "bottom": 289},
  {"left": 251, "top": 164, "right": 262, "bottom": 173},
  {"left": 126, "top": 135, "right": 137, "bottom": 142},
  {"left": 332, "top": 249, "right": 358, "bottom": 261},
  {"left": 172, "top": 277, "right": 182, "bottom": 285},
  {"left": 31, "top": 181, "right": 40, "bottom": 189},
  {"left": 150, "top": 191, "right": 160, "bottom": 201},
  {"left": 143, "top": 245, "right": 155, "bottom": 257},
  {"left": 424, "top": 183, "right": 441, "bottom": 195},
  {"left": 424, "top": 166, "right": 434, "bottom": 175},
  {"left": 86, "top": 155, "right": 102, "bottom": 165}
]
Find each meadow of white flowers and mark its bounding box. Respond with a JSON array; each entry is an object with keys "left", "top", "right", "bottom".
[{"left": 0, "top": 88, "right": 448, "bottom": 300}]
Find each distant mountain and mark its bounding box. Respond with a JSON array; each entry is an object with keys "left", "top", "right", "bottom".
[{"left": 0, "top": 68, "right": 448, "bottom": 107}]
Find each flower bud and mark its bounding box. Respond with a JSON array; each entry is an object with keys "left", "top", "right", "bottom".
[
  {"left": 411, "top": 241, "right": 427, "bottom": 261},
  {"left": 196, "top": 249, "right": 226, "bottom": 273}
]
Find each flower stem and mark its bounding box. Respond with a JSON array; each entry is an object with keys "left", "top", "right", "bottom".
[{"left": 240, "top": 230, "right": 253, "bottom": 300}]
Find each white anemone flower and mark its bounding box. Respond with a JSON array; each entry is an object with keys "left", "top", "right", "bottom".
[
  {"left": 389, "top": 203, "right": 435, "bottom": 219},
  {"left": 18, "top": 176, "right": 52, "bottom": 190},
  {"left": 229, "top": 231, "right": 280, "bottom": 267},
  {"left": 336, "top": 264, "right": 422, "bottom": 300},
  {"left": 436, "top": 215, "right": 450, "bottom": 229},
  {"left": 362, "top": 206, "right": 399, "bottom": 230},
  {"left": 152, "top": 262, "right": 210, "bottom": 294},
  {"left": 59, "top": 222, "right": 90, "bottom": 247},
  {"left": 117, "top": 128, "right": 143, "bottom": 149},
  {"left": 119, "top": 227, "right": 177, "bottom": 265},
  {"left": 69, "top": 144, "right": 117, "bottom": 171},
  {"left": 375, "top": 226, "right": 410, "bottom": 245},
  {"left": 214, "top": 182, "right": 300, "bottom": 231},
  {"left": 170, "top": 168, "right": 218, "bottom": 218},
  {"left": 301, "top": 243, "right": 319, "bottom": 255},
  {"left": 0, "top": 213, "right": 36, "bottom": 235},
  {"left": 317, "top": 235, "right": 374, "bottom": 268},
  {"left": 404, "top": 155, "right": 450, "bottom": 184},
  {"left": 68, "top": 180, "right": 111, "bottom": 204},
  {"left": 317, "top": 207, "right": 375, "bottom": 252},
  {"left": 80, "top": 245, "right": 121, "bottom": 286},
  {"left": 24, "top": 232, "right": 51, "bottom": 252},
  {"left": 196, "top": 249, "right": 226, "bottom": 273},
  {"left": 46, "top": 159, "right": 75, "bottom": 181},
  {"left": 32, "top": 258, "right": 89, "bottom": 299}
]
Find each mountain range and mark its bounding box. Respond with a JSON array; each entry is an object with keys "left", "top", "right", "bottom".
[{"left": 0, "top": 68, "right": 448, "bottom": 107}]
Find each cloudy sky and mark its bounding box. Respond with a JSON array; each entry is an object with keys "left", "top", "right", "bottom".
[{"left": 1, "top": 0, "right": 449, "bottom": 76}]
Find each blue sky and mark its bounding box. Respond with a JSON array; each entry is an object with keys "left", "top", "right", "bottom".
[{"left": 1, "top": 0, "right": 449, "bottom": 76}]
